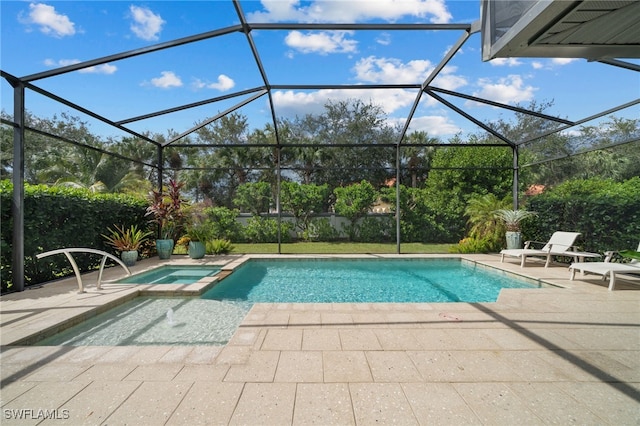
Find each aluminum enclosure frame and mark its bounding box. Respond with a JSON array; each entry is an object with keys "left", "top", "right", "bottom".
[{"left": 2, "top": 0, "right": 638, "bottom": 291}]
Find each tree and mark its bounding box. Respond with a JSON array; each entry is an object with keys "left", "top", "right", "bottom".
[
  {"left": 423, "top": 135, "right": 513, "bottom": 240},
  {"left": 305, "top": 99, "right": 398, "bottom": 191},
  {"left": 234, "top": 182, "right": 272, "bottom": 215},
  {"left": 187, "top": 112, "right": 257, "bottom": 207},
  {"left": 399, "top": 131, "right": 437, "bottom": 188},
  {"left": 280, "top": 181, "right": 328, "bottom": 238},
  {"left": 333, "top": 180, "right": 378, "bottom": 241}
]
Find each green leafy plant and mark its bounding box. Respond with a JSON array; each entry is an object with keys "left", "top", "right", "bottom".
[
  {"left": 207, "top": 238, "right": 234, "bottom": 255},
  {"left": 334, "top": 180, "right": 378, "bottom": 241},
  {"left": 145, "top": 179, "right": 187, "bottom": 240},
  {"left": 102, "top": 224, "right": 153, "bottom": 252},
  {"left": 204, "top": 206, "right": 243, "bottom": 240},
  {"left": 183, "top": 204, "right": 212, "bottom": 243},
  {"left": 493, "top": 209, "right": 537, "bottom": 232},
  {"left": 619, "top": 250, "right": 640, "bottom": 261}
]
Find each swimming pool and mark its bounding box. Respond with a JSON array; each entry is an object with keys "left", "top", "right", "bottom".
[
  {"left": 202, "top": 258, "right": 541, "bottom": 303},
  {"left": 34, "top": 258, "right": 543, "bottom": 346},
  {"left": 116, "top": 265, "right": 220, "bottom": 284}
]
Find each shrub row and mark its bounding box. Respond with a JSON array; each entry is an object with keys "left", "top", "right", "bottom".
[
  {"left": 3, "top": 177, "right": 638, "bottom": 291},
  {"left": 0, "top": 181, "right": 148, "bottom": 291},
  {"left": 522, "top": 177, "right": 640, "bottom": 253}
]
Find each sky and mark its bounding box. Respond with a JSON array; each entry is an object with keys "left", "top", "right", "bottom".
[{"left": 1, "top": 0, "right": 639, "bottom": 142}]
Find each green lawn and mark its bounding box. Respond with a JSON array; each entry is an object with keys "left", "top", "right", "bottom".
[{"left": 230, "top": 242, "right": 454, "bottom": 254}]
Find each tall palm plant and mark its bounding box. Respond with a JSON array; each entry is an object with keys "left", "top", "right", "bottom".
[{"left": 462, "top": 193, "right": 511, "bottom": 252}]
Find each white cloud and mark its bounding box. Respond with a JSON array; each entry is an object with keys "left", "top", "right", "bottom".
[
  {"left": 285, "top": 31, "right": 358, "bottom": 55},
  {"left": 193, "top": 74, "right": 235, "bottom": 91},
  {"left": 150, "top": 71, "right": 182, "bottom": 88},
  {"left": 376, "top": 32, "right": 391, "bottom": 46},
  {"left": 271, "top": 55, "right": 470, "bottom": 122},
  {"left": 430, "top": 66, "right": 468, "bottom": 91},
  {"left": 23, "top": 3, "right": 75, "bottom": 37},
  {"left": 273, "top": 87, "right": 416, "bottom": 119},
  {"left": 531, "top": 58, "right": 579, "bottom": 70},
  {"left": 353, "top": 56, "right": 431, "bottom": 83},
  {"left": 248, "top": 0, "right": 452, "bottom": 24},
  {"left": 44, "top": 58, "right": 117, "bottom": 74},
  {"left": 129, "top": 5, "right": 165, "bottom": 41},
  {"left": 272, "top": 88, "right": 461, "bottom": 137},
  {"left": 551, "top": 58, "right": 579, "bottom": 66},
  {"left": 489, "top": 57, "right": 523, "bottom": 67},
  {"left": 473, "top": 75, "right": 536, "bottom": 105},
  {"left": 402, "top": 115, "right": 461, "bottom": 136}
]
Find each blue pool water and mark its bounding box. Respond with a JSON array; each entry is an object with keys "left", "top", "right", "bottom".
[
  {"left": 202, "top": 258, "right": 540, "bottom": 303},
  {"left": 116, "top": 266, "right": 220, "bottom": 284}
]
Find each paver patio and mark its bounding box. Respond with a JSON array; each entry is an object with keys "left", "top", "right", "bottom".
[{"left": 1, "top": 254, "right": 639, "bottom": 425}]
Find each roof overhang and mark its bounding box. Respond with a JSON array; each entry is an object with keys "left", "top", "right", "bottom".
[{"left": 482, "top": 0, "right": 640, "bottom": 61}]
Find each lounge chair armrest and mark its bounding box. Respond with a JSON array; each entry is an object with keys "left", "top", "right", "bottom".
[
  {"left": 604, "top": 251, "right": 616, "bottom": 262},
  {"left": 524, "top": 240, "right": 545, "bottom": 249}
]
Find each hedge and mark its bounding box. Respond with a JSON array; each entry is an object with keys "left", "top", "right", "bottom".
[
  {"left": 522, "top": 177, "right": 640, "bottom": 254},
  {"left": 1, "top": 180, "right": 148, "bottom": 292}
]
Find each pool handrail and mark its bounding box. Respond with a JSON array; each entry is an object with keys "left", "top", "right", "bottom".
[{"left": 36, "top": 248, "right": 131, "bottom": 293}]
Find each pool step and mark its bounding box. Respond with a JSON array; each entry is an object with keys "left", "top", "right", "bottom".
[{"left": 217, "top": 270, "right": 233, "bottom": 281}]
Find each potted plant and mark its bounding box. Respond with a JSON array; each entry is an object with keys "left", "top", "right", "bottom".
[
  {"left": 146, "top": 179, "right": 187, "bottom": 259},
  {"left": 181, "top": 208, "right": 211, "bottom": 259},
  {"left": 493, "top": 209, "right": 537, "bottom": 250},
  {"left": 102, "top": 224, "right": 153, "bottom": 266}
]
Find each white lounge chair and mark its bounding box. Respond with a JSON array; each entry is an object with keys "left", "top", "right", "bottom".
[
  {"left": 569, "top": 243, "right": 640, "bottom": 291},
  {"left": 500, "top": 231, "right": 600, "bottom": 268}
]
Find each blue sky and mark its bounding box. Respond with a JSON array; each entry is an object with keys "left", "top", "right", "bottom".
[{"left": 1, "top": 0, "right": 638, "bottom": 141}]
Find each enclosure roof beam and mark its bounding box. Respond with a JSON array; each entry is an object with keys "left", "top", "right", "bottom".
[
  {"left": 116, "top": 87, "right": 267, "bottom": 125},
  {"left": 270, "top": 84, "right": 422, "bottom": 90},
  {"left": 428, "top": 87, "right": 574, "bottom": 125},
  {"left": 24, "top": 81, "right": 161, "bottom": 146},
  {"left": 248, "top": 23, "right": 472, "bottom": 31},
  {"left": 396, "top": 23, "right": 476, "bottom": 147},
  {"left": 597, "top": 58, "right": 640, "bottom": 72},
  {"left": 426, "top": 89, "right": 515, "bottom": 146},
  {"left": 164, "top": 89, "right": 268, "bottom": 146},
  {"left": 518, "top": 98, "right": 640, "bottom": 145},
  {"left": 0, "top": 70, "right": 21, "bottom": 87},
  {"left": 234, "top": 0, "right": 281, "bottom": 148},
  {"left": 20, "top": 25, "right": 244, "bottom": 82},
  {"left": 522, "top": 134, "right": 640, "bottom": 168},
  {"left": 14, "top": 124, "right": 156, "bottom": 168},
  {"left": 170, "top": 142, "right": 509, "bottom": 148}
]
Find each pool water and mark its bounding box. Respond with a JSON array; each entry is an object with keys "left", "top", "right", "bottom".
[
  {"left": 116, "top": 266, "right": 220, "bottom": 284},
  {"left": 202, "top": 258, "right": 540, "bottom": 303},
  {"left": 35, "top": 297, "right": 252, "bottom": 346}
]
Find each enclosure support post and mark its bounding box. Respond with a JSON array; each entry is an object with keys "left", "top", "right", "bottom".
[
  {"left": 512, "top": 146, "right": 519, "bottom": 210},
  {"left": 395, "top": 144, "right": 401, "bottom": 254},
  {"left": 156, "top": 145, "right": 164, "bottom": 238},
  {"left": 12, "top": 81, "right": 25, "bottom": 291},
  {"left": 276, "top": 146, "right": 282, "bottom": 254}
]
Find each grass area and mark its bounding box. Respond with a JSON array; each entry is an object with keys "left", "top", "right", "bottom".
[{"left": 230, "top": 242, "right": 454, "bottom": 254}]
